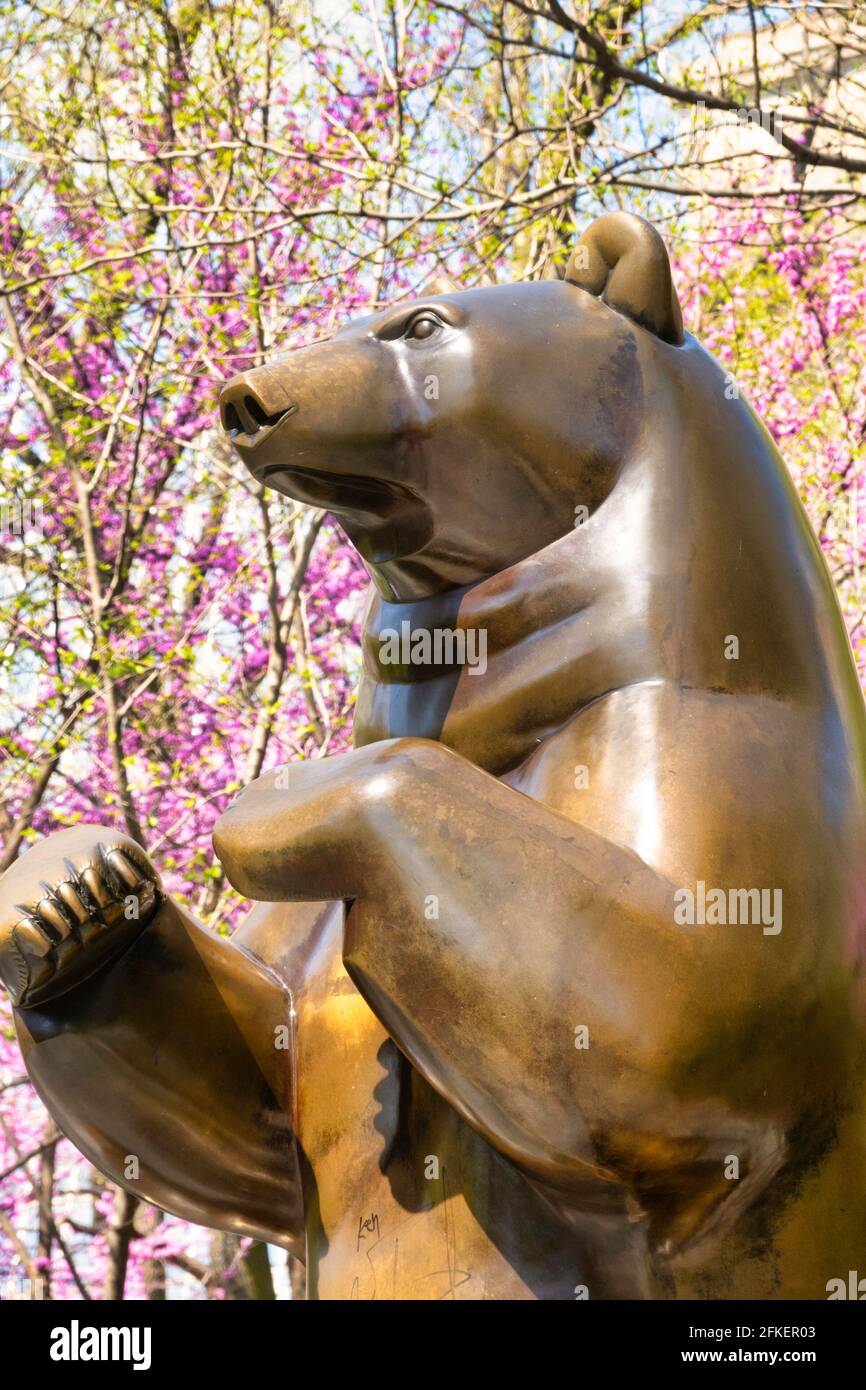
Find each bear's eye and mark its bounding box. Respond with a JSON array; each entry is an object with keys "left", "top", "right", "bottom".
[{"left": 404, "top": 313, "right": 442, "bottom": 341}]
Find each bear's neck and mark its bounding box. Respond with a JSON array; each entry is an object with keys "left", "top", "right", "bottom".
[{"left": 352, "top": 501, "right": 649, "bottom": 772}]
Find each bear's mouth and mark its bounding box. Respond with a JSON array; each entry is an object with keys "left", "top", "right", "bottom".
[{"left": 259, "top": 462, "right": 403, "bottom": 514}]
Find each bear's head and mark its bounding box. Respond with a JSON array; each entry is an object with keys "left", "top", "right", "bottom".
[{"left": 219, "top": 212, "right": 684, "bottom": 602}]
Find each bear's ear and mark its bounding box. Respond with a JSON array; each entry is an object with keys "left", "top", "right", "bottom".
[{"left": 564, "top": 212, "right": 684, "bottom": 345}]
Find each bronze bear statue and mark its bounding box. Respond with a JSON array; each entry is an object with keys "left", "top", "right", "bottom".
[{"left": 2, "top": 212, "right": 865, "bottom": 1300}]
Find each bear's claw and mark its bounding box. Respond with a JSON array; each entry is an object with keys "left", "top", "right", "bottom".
[{"left": 0, "top": 838, "right": 162, "bottom": 1008}]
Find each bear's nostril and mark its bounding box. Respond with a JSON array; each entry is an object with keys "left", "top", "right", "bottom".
[
  {"left": 219, "top": 377, "right": 295, "bottom": 443},
  {"left": 244, "top": 395, "right": 287, "bottom": 430},
  {"left": 223, "top": 402, "right": 243, "bottom": 438}
]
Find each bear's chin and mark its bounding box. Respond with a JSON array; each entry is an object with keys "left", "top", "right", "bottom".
[{"left": 339, "top": 503, "right": 434, "bottom": 569}]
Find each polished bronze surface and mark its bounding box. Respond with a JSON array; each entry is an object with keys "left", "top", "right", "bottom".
[{"left": 3, "top": 212, "right": 865, "bottom": 1299}]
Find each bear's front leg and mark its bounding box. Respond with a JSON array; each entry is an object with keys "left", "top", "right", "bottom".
[
  {"left": 213, "top": 743, "right": 683, "bottom": 1182},
  {"left": 0, "top": 827, "right": 303, "bottom": 1250}
]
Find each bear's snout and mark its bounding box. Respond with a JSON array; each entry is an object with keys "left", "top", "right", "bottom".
[{"left": 219, "top": 368, "right": 297, "bottom": 447}]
